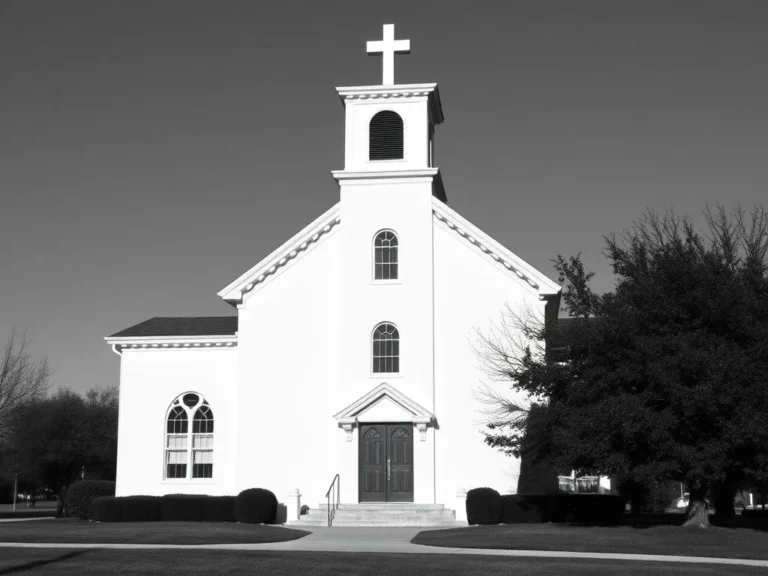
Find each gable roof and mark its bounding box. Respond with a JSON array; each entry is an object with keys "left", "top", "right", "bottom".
[
  {"left": 217, "top": 203, "right": 341, "bottom": 306},
  {"left": 108, "top": 316, "right": 237, "bottom": 338},
  {"left": 334, "top": 382, "right": 434, "bottom": 424},
  {"left": 432, "top": 199, "right": 562, "bottom": 298}
]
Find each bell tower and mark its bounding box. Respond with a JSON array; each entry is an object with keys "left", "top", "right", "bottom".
[
  {"left": 332, "top": 24, "right": 445, "bottom": 199},
  {"left": 333, "top": 25, "right": 444, "bottom": 504}
]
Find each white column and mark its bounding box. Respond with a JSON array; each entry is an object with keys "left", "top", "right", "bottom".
[
  {"left": 286, "top": 488, "right": 302, "bottom": 522},
  {"left": 454, "top": 488, "right": 467, "bottom": 524}
]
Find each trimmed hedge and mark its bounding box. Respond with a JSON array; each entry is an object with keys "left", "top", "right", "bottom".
[
  {"left": 66, "top": 480, "right": 115, "bottom": 520},
  {"left": 742, "top": 509, "right": 768, "bottom": 519},
  {"left": 466, "top": 487, "right": 502, "bottom": 525},
  {"left": 500, "top": 493, "right": 625, "bottom": 524},
  {"left": 161, "top": 494, "right": 206, "bottom": 521},
  {"left": 235, "top": 488, "right": 278, "bottom": 524},
  {"left": 202, "top": 496, "right": 237, "bottom": 522},
  {"left": 91, "top": 496, "right": 163, "bottom": 522},
  {"left": 122, "top": 496, "right": 163, "bottom": 521},
  {"left": 90, "top": 496, "right": 123, "bottom": 522},
  {"left": 90, "top": 495, "right": 236, "bottom": 522}
]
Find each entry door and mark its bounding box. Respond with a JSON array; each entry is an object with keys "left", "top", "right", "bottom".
[{"left": 359, "top": 424, "right": 414, "bottom": 502}]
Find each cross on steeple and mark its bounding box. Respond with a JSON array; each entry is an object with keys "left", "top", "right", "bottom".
[{"left": 366, "top": 24, "right": 410, "bottom": 86}]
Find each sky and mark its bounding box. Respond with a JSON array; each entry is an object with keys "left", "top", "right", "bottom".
[{"left": 2, "top": 0, "right": 767, "bottom": 396}]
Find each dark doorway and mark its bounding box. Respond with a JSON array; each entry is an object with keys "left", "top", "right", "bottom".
[{"left": 359, "top": 423, "right": 414, "bottom": 502}]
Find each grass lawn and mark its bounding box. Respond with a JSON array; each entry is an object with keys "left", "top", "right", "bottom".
[
  {"left": 0, "top": 549, "right": 763, "bottom": 575},
  {"left": 0, "top": 502, "right": 57, "bottom": 520},
  {"left": 0, "top": 519, "right": 309, "bottom": 545},
  {"left": 413, "top": 524, "right": 768, "bottom": 560}
]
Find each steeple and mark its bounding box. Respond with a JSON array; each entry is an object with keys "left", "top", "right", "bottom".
[{"left": 332, "top": 24, "right": 446, "bottom": 201}]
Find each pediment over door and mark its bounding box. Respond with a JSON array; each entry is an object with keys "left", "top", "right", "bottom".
[{"left": 333, "top": 382, "right": 434, "bottom": 441}]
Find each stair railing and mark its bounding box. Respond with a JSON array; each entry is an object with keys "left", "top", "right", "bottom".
[{"left": 325, "top": 474, "right": 340, "bottom": 527}]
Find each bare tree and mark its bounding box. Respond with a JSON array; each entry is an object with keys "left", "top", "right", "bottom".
[{"left": 0, "top": 332, "right": 52, "bottom": 444}]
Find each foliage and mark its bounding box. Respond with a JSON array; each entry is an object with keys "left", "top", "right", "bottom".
[
  {"left": 3, "top": 386, "right": 118, "bottom": 516},
  {"left": 234, "top": 488, "right": 278, "bottom": 524},
  {"left": 476, "top": 205, "right": 768, "bottom": 528},
  {"left": 0, "top": 332, "right": 51, "bottom": 445},
  {"left": 90, "top": 496, "right": 124, "bottom": 522},
  {"left": 90, "top": 495, "right": 236, "bottom": 522},
  {"left": 465, "top": 487, "right": 502, "bottom": 525},
  {"left": 500, "top": 493, "right": 625, "bottom": 524},
  {"left": 66, "top": 480, "right": 115, "bottom": 520},
  {"left": 160, "top": 494, "right": 206, "bottom": 521},
  {"left": 201, "top": 496, "right": 237, "bottom": 522},
  {"left": 516, "top": 404, "right": 560, "bottom": 494},
  {"left": 91, "top": 496, "right": 163, "bottom": 522}
]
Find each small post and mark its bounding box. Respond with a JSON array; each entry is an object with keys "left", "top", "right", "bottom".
[
  {"left": 12, "top": 473, "right": 18, "bottom": 513},
  {"left": 455, "top": 488, "right": 468, "bottom": 524},
  {"left": 287, "top": 488, "right": 302, "bottom": 522}
]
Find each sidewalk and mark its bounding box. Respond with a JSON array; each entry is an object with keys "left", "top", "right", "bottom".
[{"left": 2, "top": 526, "right": 768, "bottom": 568}]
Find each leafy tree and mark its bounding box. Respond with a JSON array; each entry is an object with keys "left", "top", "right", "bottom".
[
  {"left": 0, "top": 332, "right": 51, "bottom": 445},
  {"left": 477, "top": 205, "right": 768, "bottom": 527},
  {"left": 5, "top": 387, "right": 118, "bottom": 515}
]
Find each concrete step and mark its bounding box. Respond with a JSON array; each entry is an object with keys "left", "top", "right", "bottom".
[
  {"left": 291, "top": 518, "right": 458, "bottom": 527},
  {"left": 314, "top": 504, "right": 446, "bottom": 512},
  {"left": 288, "top": 502, "right": 458, "bottom": 527}
]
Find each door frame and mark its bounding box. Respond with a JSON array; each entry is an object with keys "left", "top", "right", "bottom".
[{"left": 358, "top": 422, "right": 415, "bottom": 503}]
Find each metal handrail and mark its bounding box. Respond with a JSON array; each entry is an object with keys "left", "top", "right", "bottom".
[{"left": 325, "top": 474, "right": 340, "bottom": 527}]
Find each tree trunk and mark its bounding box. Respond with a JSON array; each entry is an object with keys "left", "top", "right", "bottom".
[
  {"left": 683, "top": 486, "right": 710, "bottom": 528},
  {"left": 56, "top": 485, "right": 68, "bottom": 518},
  {"left": 712, "top": 481, "right": 736, "bottom": 523}
]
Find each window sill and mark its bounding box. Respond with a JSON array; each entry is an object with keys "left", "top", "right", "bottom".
[
  {"left": 370, "top": 373, "right": 403, "bottom": 379},
  {"left": 162, "top": 480, "right": 216, "bottom": 484},
  {"left": 370, "top": 280, "right": 402, "bottom": 286}
]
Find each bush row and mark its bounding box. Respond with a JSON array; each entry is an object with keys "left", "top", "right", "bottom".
[
  {"left": 742, "top": 509, "right": 768, "bottom": 519},
  {"left": 66, "top": 480, "right": 116, "bottom": 520},
  {"left": 466, "top": 487, "right": 625, "bottom": 525},
  {"left": 90, "top": 495, "right": 238, "bottom": 522},
  {"left": 68, "top": 480, "right": 278, "bottom": 523}
]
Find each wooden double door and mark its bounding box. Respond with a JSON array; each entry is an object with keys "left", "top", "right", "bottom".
[{"left": 359, "top": 423, "right": 414, "bottom": 502}]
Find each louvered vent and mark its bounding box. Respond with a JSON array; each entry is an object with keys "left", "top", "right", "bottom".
[{"left": 369, "top": 111, "right": 404, "bottom": 160}]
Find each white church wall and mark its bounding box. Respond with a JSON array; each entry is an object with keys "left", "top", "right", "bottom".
[
  {"left": 337, "top": 178, "right": 437, "bottom": 503},
  {"left": 433, "top": 220, "right": 545, "bottom": 505},
  {"left": 115, "top": 347, "right": 238, "bottom": 497},
  {"left": 235, "top": 229, "right": 341, "bottom": 509}
]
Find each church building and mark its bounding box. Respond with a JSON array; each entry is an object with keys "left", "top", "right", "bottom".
[{"left": 105, "top": 25, "right": 562, "bottom": 524}]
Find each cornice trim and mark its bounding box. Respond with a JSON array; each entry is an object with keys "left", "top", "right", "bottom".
[
  {"left": 332, "top": 167, "right": 440, "bottom": 183},
  {"left": 104, "top": 334, "right": 238, "bottom": 353},
  {"left": 335, "top": 83, "right": 444, "bottom": 124},
  {"left": 432, "top": 199, "right": 562, "bottom": 296},
  {"left": 217, "top": 203, "right": 341, "bottom": 305},
  {"left": 333, "top": 382, "right": 435, "bottom": 441}
]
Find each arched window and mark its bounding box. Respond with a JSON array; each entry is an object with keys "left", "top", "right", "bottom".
[
  {"left": 369, "top": 111, "right": 404, "bottom": 160},
  {"left": 374, "top": 230, "right": 398, "bottom": 280},
  {"left": 373, "top": 323, "right": 400, "bottom": 373},
  {"left": 165, "top": 393, "right": 214, "bottom": 480}
]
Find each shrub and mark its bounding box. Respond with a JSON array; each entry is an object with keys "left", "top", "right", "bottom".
[
  {"left": 90, "top": 496, "right": 122, "bottom": 522},
  {"left": 119, "top": 496, "right": 162, "bottom": 522},
  {"left": 500, "top": 493, "right": 625, "bottom": 524},
  {"left": 89, "top": 495, "right": 233, "bottom": 522},
  {"left": 66, "top": 480, "right": 115, "bottom": 520},
  {"left": 235, "top": 488, "right": 278, "bottom": 524},
  {"left": 466, "top": 487, "right": 502, "bottom": 525},
  {"left": 201, "top": 496, "right": 237, "bottom": 522},
  {"left": 566, "top": 494, "right": 625, "bottom": 523},
  {"left": 501, "top": 494, "right": 549, "bottom": 523},
  {"left": 742, "top": 509, "right": 768, "bottom": 519},
  {"left": 161, "top": 494, "right": 206, "bottom": 521}
]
